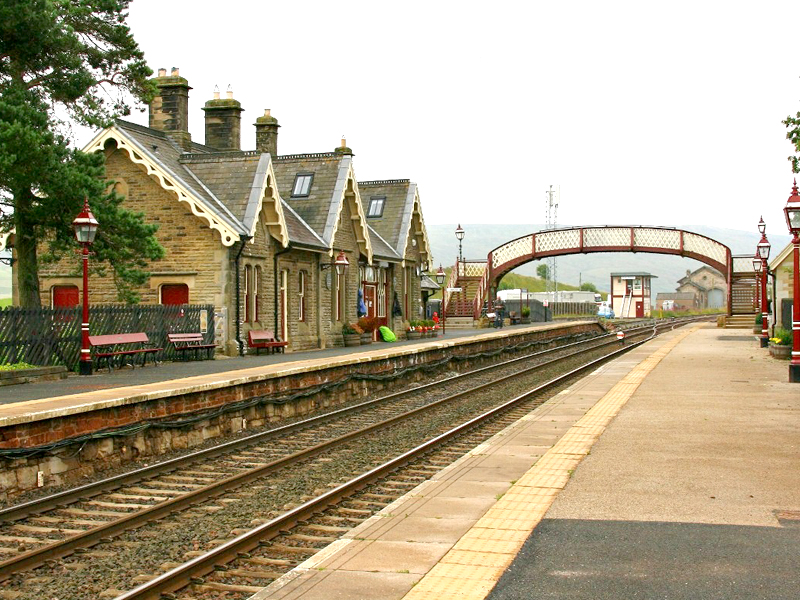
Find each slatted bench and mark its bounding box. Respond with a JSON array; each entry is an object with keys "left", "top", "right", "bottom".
[
  {"left": 247, "top": 330, "right": 288, "bottom": 355},
  {"left": 89, "top": 332, "right": 162, "bottom": 372},
  {"left": 509, "top": 311, "right": 521, "bottom": 325},
  {"left": 168, "top": 333, "right": 216, "bottom": 361}
]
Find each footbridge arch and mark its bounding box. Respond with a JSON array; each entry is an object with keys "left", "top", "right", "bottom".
[{"left": 462, "top": 226, "right": 750, "bottom": 319}]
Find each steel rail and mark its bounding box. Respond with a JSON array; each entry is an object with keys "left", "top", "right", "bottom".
[
  {"left": 0, "top": 325, "right": 633, "bottom": 578},
  {"left": 116, "top": 319, "right": 691, "bottom": 600},
  {"left": 0, "top": 325, "right": 612, "bottom": 524}
]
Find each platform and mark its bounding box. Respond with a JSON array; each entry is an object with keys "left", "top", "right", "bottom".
[{"left": 250, "top": 325, "right": 800, "bottom": 600}]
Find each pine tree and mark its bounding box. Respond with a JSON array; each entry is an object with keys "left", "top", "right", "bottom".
[{"left": 0, "top": 0, "right": 163, "bottom": 305}]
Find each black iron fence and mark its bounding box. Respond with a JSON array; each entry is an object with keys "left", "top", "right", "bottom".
[{"left": 0, "top": 304, "right": 215, "bottom": 370}]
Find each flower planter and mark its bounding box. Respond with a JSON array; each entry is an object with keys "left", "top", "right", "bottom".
[
  {"left": 343, "top": 333, "right": 362, "bottom": 347},
  {"left": 360, "top": 333, "right": 373, "bottom": 345},
  {"left": 769, "top": 342, "right": 791, "bottom": 360},
  {"left": 407, "top": 331, "right": 422, "bottom": 340}
]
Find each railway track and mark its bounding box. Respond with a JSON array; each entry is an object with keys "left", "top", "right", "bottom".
[{"left": 0, "top": 318, "right": 707, "bottom": 599}]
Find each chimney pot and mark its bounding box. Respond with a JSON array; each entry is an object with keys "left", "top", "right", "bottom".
[
  {"left": 213, "top": 85, "right": 220, "bottom": 100},
  {"left": 171, "top": 67, "right": 179, "bottom": 76},
  {"left": 341, "top": 137, "right": 347, "bottom": 148},
  {"left": 264, "top": 109, "right": 271, "bottom": 118},
  {"left": 158, "top": 68, "right": 167, "bottom": 77},
  {"left": 226, "top": 85, "right": 233, "bottom": 100}
]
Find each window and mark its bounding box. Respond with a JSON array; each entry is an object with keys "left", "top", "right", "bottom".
[
  {"left": 298, "top": 271, "right": 306, "bottom": 322},
  {"left": 292, "top": 173, "right": 313, "bottom": 197},
  {"left": 254, "top": 267, "right": 260, "bottom": 322},
  {"left": 244, "top": 266, "right": 251, "bottom": 322},
  {"left": 377, "top": 269, "right": 386, "bottom": 318},
  {"left": 335, "top": 270, "right": 345, "bottom": 322},
  {"left": 161, "top": 284, "right": 189, "bottom": 305},
  {"left": 367, "top": 196, "right": 385, "bottom": 217}
]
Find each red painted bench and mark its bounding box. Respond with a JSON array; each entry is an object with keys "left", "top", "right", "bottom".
[
  {"left": 89, "top": 332, "right": 162, "bottom": 372},
  {"left": 168, "top": 333, "right": 216, "bottom": 361},
  {"left": 247, "top": 330, "right": 288, "bottom": 355}
]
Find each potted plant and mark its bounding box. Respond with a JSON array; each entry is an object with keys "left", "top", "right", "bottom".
[
  {"left": 342, "top": 323, "right": 363, "bottom": 346},
  {"left": 753, "top": 313, "right": 763, "bottom": 334},
  {"left": 769, "top": 327, "right": 792, "bottom": 359},
  {"left": 521, "top": 305, "right": 531, "bottom": 324},
  {"left": 407, "top": 320, "right": 422, "bottom": 340},
  {"left": 358, "top": 317, "right": 378, "bottom": 344}
]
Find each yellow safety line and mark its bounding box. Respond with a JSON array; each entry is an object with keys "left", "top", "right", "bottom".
[{"left": 401, "top": 326, "right": 698, "bottom": 600}]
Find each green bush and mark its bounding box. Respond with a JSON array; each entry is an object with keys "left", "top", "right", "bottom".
[
  {"left": 755, "top": 313, "right": 763, "bottom": 325},
  {"left": 0, "top": 362, "right": 36, "bottom": 371},
  {"left": 521, "top": 306, "right": 531, "bottom": 318}
]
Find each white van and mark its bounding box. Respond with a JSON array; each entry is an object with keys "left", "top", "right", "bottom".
[{"left": 597, "top": 301, "right": 615, "bottom": 319}]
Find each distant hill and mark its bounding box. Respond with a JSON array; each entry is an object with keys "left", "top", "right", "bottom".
[{"left": 427, "top": 224, "right": 791, "bottom": 295}]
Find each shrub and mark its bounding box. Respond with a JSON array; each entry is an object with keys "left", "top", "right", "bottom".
[
  {"left": 357, "top": 316, "right": 379, "bottom": 332},
  {"left": 772, "top": 327, "right": 792, "bottom": 346},
  {"left": 755, "top": 313, "right": 763, "bottom": 325},
  {"left": 343, "top": 323, "right": 363, "bottom": 335},
  {"left": 521, "top": 306, "right": 531, "bottom": 318}
]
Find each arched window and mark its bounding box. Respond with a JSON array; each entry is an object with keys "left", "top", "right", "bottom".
[
  {"left": 160, "top": 284, "right": 189, "bottom": 305},
  {"left": 244, "top": 265, "right": 251, "bottom": 323},
  {"left": 254, "top": 266, "right": 261, "bottom": 322}
]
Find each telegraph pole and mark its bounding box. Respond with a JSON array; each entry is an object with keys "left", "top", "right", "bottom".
[{"left": 545, "top": 185, "right": 559, "bottom": 302}]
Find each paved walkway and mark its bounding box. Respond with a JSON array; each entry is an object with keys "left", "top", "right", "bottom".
[{"left": 249, "top": 325, "right": 800, "bottom": 600}]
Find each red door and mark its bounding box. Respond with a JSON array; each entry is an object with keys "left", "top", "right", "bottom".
[
  {"left": 636, "top": 301, "right": 644, "bottom": 318},
  {"left": 161, "top": 284, "right": 189, "bottom": 305},
  {"left": 364, "top": 285, "right": 377, "bottom": 319},
  {"left": 52, "top": 285, "right": 79, "bottom": 307}
]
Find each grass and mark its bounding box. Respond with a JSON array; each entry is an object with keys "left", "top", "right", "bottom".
[{"left": 0, "top": 298, "right": 10, "bottom": 308}]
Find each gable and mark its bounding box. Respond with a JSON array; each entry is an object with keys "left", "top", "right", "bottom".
[{"left": 84, "top": 125, "right": 244, "bottom": 246}]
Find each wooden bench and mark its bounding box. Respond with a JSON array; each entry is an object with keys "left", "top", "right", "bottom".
[
  {"left": 509, "top": 311, "right": 521, "bottom": 325},
  {"left": 89, "top": 332, "right": 162, "bottom": 372},
  {"left": 168, "top": 333, "right": 216, "bottom": 361},
  {"left": 247, "top": 330, "right": 288, "bottom": 355}
]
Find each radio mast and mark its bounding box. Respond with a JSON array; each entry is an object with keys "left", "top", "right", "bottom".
[{"left": 545, "top": 185, "right": 559, "bottom": 301}]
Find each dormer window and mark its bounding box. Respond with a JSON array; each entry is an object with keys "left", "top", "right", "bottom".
[
  {"left": 367, "top": 196, "right": 385, "bottom": 217},
  {"left": 292, "top": 173, "right": 313, "bottom": 197}
]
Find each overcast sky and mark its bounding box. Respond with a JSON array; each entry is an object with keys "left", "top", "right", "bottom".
[{"left": 97, "top": 1, "right": 800, "bottom": 238}]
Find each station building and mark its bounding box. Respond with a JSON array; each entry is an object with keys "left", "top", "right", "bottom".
[
  {"left": 28, "top": 68, "right": 433, "bottom": 354},
  {"left": 609, "top": 272, "right": 655, "bottom": 318}
]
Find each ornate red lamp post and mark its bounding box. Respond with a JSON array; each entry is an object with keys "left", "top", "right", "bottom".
[
  {"left": 756, "top": 217, "right": 771, "bottom": 347},
  {"left": 72, "top": 199, "right": 99, "bottom": 376},
  {"left": 784, "top": 181, "right": 800, "bottom": 382},
  {"left": 435, "top": 264, "right": 446, "bottom": 335}
]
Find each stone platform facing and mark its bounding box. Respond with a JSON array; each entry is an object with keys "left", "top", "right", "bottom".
[
  {"left": 250, "top": 325, "right": 800, "bottom": 600},
  {"left": 0, "top": 322, "right": 598, "bottom": 498}
]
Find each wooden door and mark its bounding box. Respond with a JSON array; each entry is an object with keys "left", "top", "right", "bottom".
[
  {"left": 280, "top": 269, "right": 288, "bottom": 342},
  {"left": 161, "top": 284, "right": 189, "bottom": 305},
  {"left": 52, "top": 285, "right": 79, "bottom": 308},
  {"left": 364, "top": 285, "right": 376, "bottom": 318},
  {"left": 636, "top": 301, "right": 644, "bottom": 318}
]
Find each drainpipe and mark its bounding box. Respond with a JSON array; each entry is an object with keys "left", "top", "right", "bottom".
[
  {"left": 274, "top": 245, "right": 292, "bottom": 341},
  {"left": 234, "top": 235, "right": 251, "bottom": 356}
]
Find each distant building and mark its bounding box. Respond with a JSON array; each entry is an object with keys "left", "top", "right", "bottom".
[
  {"left": 609, "top": 272, "right": 655, "bottom": 318},
  {"left": 675, "top": 266, "right": 726, "bottom": 309},
  {"left": 655, "top": 292, "right": 697, "bottom": 312}
]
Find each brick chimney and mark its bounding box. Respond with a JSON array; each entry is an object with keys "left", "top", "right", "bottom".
[
  {"left": 149, "top": 67, "right": 193, "bottom": 151},
  {"left": 202, "top": 85, "right": 244, "bottom": 151},
  {"left": 254, "top": 109, "right": 280, "bottom": 156}
]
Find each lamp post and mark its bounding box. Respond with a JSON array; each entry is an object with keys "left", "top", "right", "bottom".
[
  {"left": 455, "top": 224, "right": 465, "bottom": 267},
  {"left": 784, "top": 180, "right": 800, "bottom": 382},
  {"left": 72, "top": 198, "right": 99, "bottom": 376},
  {"left": 756, "top": 218, "right": 771, "bottom": 347},
  {"left": 436, "top": 264, "right": 446, "bottom": 335},
  {"left": 333, "top": 249, "right": 349, "bottom": 276}
]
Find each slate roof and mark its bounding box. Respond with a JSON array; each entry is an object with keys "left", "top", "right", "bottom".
[
  {"left": 272, "top": 153, "right": 345, "bottom": 242},
  {"left": 357, "top": 180, "right": 412, "bottom": 253},
  {"left": 367, "top": 225, "right": 402, "bottom": 261},
  {"left": 100, "top": 120, "right": 420, "bottom": 259}
]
